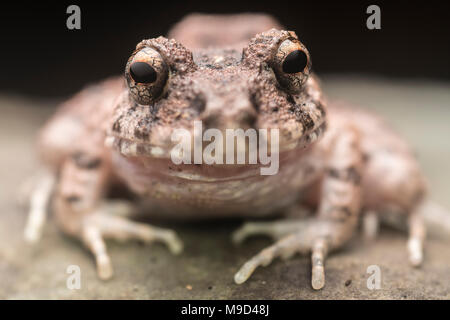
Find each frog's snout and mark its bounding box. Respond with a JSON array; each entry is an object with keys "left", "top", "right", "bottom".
[{"left": 197, "top": 89, "right": 258, "bottom": 131}]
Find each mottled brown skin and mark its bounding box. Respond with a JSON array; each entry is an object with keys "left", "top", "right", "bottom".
[{"left": 36, "top": 14, "right": 426, "bottom": 289}]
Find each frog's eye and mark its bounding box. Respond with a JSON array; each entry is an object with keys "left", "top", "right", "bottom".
[
  {"left": 272, "top": 39, "right": 311, "bottom": 93},
  {"left": 130, "top": 62, "right": 157, "bottom": 83},
  {"left": 125, "top": 47, "right": 169, "bottom": 105}
]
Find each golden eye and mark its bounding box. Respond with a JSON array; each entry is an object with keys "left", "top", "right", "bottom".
[
  {"left": 272, "top": 39, "right": 311, "bottom": 93},
  {"left": 126, "top": 47, "right": 169, "bottom": 105}
]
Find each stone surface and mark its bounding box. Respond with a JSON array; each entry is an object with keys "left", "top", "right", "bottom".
[{"left": 0, "top": 76, "right": 449, "bottom": 299}]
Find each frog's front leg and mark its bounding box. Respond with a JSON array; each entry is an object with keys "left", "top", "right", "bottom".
[
  {"left": 53, "top": 146, "right": 183, "bottom": 280},
  {"left": 233, "top": 128, "right": 362, "bottom": 290}
]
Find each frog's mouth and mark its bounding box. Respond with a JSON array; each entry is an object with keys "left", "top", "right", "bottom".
[
  {"left": 105, "top": 121, "right": 325, "bottom": 160},
  {"left": 105, "top": 135, "right": 173, "bottom": 159},
  {"left": 105, "top": 121, "right": 325, "bottom": 181},
  {"left": 107, "top": 138, "right": 315, "bottom": 183}
]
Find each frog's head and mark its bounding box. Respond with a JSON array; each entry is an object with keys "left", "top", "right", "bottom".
[{"left": 107, "top": 29, "right": 326, "bottom": 165}]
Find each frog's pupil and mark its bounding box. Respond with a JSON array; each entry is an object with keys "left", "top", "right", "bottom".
[
  {"left": 282, "top": 50, "right": 307, "bottom": 74},
  {"left": 130, "top": 62, "right": 157, "bottom": 83}
]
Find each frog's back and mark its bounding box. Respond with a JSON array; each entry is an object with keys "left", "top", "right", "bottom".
[{"left": 168, "top": 13, "right": 282, "bottom": 50}]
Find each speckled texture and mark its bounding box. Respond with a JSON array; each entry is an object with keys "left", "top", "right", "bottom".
[
  {"left": 0, "top": 76, "right": 449, "bottom": 299},
  {"left": 110, "top": 29, "right": 325, "bottom": 155}
]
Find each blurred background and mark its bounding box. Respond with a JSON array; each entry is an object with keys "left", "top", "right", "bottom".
[
  {"left": 0, "top": 0, "right": 449, "bottom": 299},
  {"left": 0, "top": 0, "right": 449, "bottom": 97}
]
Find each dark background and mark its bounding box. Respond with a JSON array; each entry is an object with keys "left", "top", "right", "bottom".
[{"left": 0, "top": 0, "right": 449, "bottom": 98}]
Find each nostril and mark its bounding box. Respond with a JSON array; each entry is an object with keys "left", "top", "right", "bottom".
[
  {"left": 239, "top": 109, "right": 257, "bottom": 128},
  {"left": 198, "top": 91, "right": 258, "bottom": 129},
  {"left": 249, "top": 92, "right": 260, "bottom": 112},
  {"left": 203, "top": 114, "right": 220, "bottom": 130},
  {"left": 202, "top": 107, "right": 257, "bottom": 130},
  {"left": 189, "top": 95, "right": 206, "bottom": 114}
]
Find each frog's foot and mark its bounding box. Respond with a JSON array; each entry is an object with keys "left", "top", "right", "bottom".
[
  {"left": 233, "top": 219, "right": 343, "bottom": 290},
  {"left": 79, "top": 204, "right": 183, "bottom": 280}
]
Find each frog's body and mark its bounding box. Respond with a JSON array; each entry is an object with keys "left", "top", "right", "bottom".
[{"left": 27, "top": 14, "right": 427, "bottom": 289}]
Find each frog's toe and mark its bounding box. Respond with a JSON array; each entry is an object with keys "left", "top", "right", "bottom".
[
  {"left": 232, "top": 219, "right": 312, "bottom": 244},
  {"left": 232, "top": 222, "right": 265, "bottom": 245},
  {"left": 140, "top": 228, "right": 184, "bottom": 255},
  {"left": 82, "top": 225, "right": 114, "bottom": 280},
  {"left": 408, "top": 238, "right": 423, "bottom": 267},
  {"left": 362, "top": 211, "right": 379, "bottom": 242},
  {"left": 97, "top": 254, "right": 114, "bottom": 280},
  {"left": 100, "top": 200, "right": 136, "bottom": 217},
  {"left": 407, "top": 211, "right": 425, "bottom": 267},
  {"left": 23, "top": 170, "right": 56, "bottom": 244}
]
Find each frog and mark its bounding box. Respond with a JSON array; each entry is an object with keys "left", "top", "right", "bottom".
[{"left": 24, "top": 13, "right": 428, "bottom": 290}]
